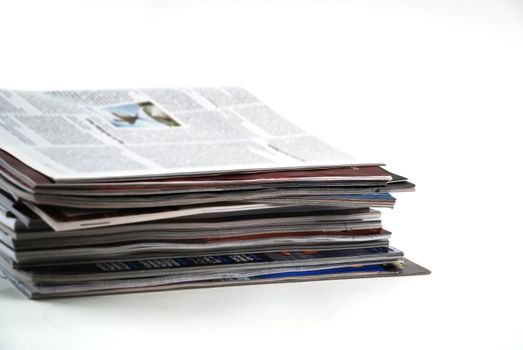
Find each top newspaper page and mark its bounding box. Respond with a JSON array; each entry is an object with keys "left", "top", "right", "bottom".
[{"left": 0, "top": 87, "right": 375, "bottom": 182}]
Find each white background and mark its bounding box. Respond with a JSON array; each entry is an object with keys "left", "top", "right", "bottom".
[{"left": 1, "top": 0, "right": 523, "bottom": 349}]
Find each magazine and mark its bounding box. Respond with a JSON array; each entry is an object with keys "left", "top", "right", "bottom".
[
  {"left": 0, "top": 87, "right": 428, "bottom": 299},
  {"left": 0, "top": 88, "right": 377, "bottom": 181}
]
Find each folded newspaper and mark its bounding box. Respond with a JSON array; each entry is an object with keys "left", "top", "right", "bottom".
[{"left": 0, "top": 87, "right": 429, "bottom": 299}]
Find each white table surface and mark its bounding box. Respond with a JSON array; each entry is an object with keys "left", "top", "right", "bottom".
[{"left": 1, "top": 1, "right": 522, "bottom": 349}]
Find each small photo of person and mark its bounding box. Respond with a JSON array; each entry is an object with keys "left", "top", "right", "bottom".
[{"left": 101, "top": 101, "right": 181, "bottom": 128}]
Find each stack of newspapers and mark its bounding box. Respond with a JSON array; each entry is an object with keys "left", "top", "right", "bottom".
[{"left": 0, "top": 87, "right": 429, "bottom": 299}]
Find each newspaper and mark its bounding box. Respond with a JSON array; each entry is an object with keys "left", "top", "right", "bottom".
[{"left": 0, "top": 87, "right": 373, "bottom": 182}]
